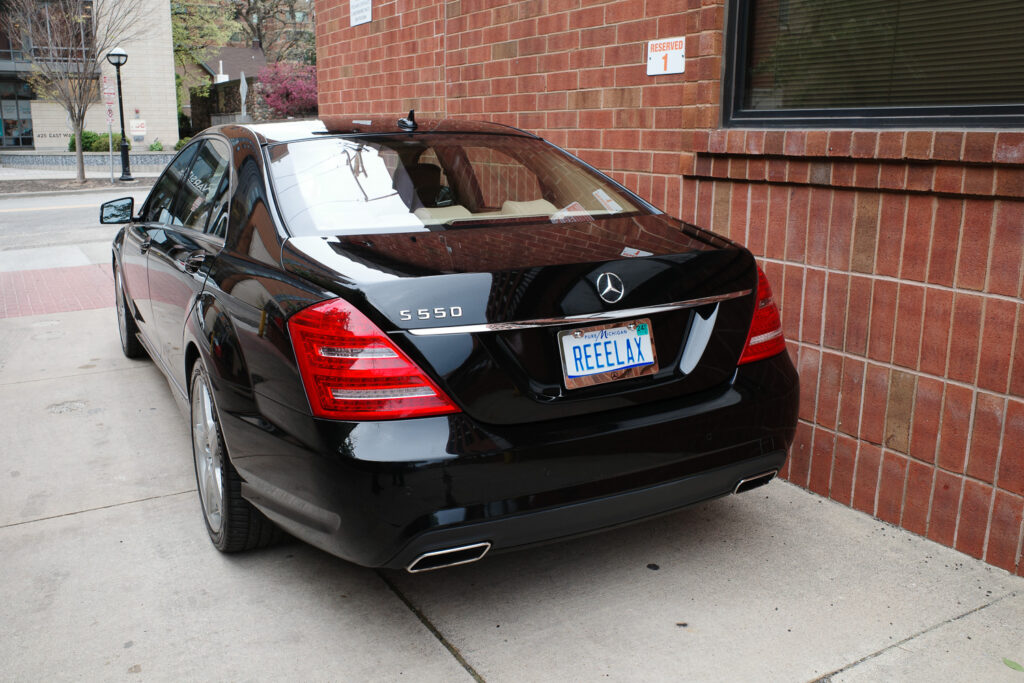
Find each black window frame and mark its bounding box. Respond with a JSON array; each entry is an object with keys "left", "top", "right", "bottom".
[{"left": 722, "top": 0, "right": 1024, "bottom": 129}]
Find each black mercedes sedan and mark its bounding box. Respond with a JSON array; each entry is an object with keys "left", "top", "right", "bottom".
[{"left": 101, "top": 116, "right": 798, "bottom": 572}]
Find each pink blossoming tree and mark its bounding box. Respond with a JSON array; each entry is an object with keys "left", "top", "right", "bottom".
[{"left": 257, "top": 62, "right": 318, "bottom": 118}]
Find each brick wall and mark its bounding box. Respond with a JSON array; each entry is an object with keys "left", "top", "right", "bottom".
[{"left": 315, "top": 0, "right": 1024, "bottom": 575}]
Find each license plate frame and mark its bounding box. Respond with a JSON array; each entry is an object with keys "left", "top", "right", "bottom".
[{"left": 557, "top": 318, "right": 659, "bottom": 390}]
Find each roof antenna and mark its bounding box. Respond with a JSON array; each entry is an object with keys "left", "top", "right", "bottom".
[{"left": 398, "top": 109, "right": 417, "bottom": 131}]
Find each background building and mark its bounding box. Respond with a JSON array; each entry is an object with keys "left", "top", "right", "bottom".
[
  {"left": 1, "top": 0, "right": 177, "bottom": 151},
  {"left": 316, "top": 0, "right": 1024, "bottom": 576}
]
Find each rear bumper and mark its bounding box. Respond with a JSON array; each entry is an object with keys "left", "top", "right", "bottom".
[
  {"left": 385, "top": 451, "right": 785, "bottom": 571},
  {"left": 224, "top": 351, "right": 799, "bottom": 569}
]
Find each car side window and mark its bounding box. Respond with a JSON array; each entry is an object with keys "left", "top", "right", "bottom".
[
  {"left": 143, "top": 142, "right": 201, "bottom": 224},
  {"left": 171, "top": 139, "right": 231, "bottom": 236}
]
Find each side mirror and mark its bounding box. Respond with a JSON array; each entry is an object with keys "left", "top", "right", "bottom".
[{"left": 100, "top": 197, "right": 134, "bottom": 224}]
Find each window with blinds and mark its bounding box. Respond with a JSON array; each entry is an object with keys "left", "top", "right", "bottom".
[{"left": 725, "top": 0, "right": 1024, "bottom": 126}]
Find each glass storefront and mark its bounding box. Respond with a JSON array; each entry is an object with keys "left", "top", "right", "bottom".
[{"left": 0, "top": 79, "right": 34, "bottom": 148}]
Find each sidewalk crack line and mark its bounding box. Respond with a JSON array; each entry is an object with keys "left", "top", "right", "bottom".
[
  {"left": 812, "top": 590, "right": 1019, "bottom": 681},
  {"left": 376, "top": 570, "right": 486, "bottom": 683}
]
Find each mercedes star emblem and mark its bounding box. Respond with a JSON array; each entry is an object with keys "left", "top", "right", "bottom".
[{"left": 595, "top": 272, "right": 625, "bottom": 303}]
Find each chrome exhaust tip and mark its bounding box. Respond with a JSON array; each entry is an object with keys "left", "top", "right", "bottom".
[
  {"left": 734, "top": 469, "right": 778, "bottom": 495},
  {"left": 406, "top": 542, "right": 491, "bottom": 573}
]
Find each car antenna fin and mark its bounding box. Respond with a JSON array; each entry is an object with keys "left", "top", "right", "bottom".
[{"left": 398, "top": 109, "right": 417, "bottom": 131}]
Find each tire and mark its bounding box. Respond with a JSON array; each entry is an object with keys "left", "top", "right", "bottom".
[
  {"left": 189, "top": 362, "right": 280, "bottom": 552},
  {"left": 114, "top": 261, "right": 146, "bottom": 359}
]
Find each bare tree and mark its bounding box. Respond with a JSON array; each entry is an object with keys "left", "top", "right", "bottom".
[
  {"left": 226, "top": 0, "right": 314, "bottom": 63},
  {"left": 2, "top": 0, "right": 147, "bottom": 182}
]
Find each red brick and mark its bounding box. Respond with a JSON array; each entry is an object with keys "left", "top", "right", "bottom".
[
  {"left": 785, "top": 187, "right": 809, "bottom": 262},
  {"left": 928, "top": 469, "right": 963, "bottom": 546},
  {"left": 955, "top": 199, "right": 993, "bottom": 291},
  {"left": 1013, "top": 305, "right": 1024, "bottom": 397},
  {"left": 985, "top": 491, "right": 1023, "bottom": 572},
  {"left": 800, "top": 267, "right": 825, "bottom": 345},
  {"left": 805, "top": 188, "right": 831, "bottom": 267},
  {"left": 904, "top": 131, "right": 932, "bottom": 159},
  {"left": 902, "top": 460, "right": 934, "bottom": 535},
  {"left": 808, "top": 428, "right": 835, "bottom": 497},
  {"left": 853, "top": 162, "right": 880, "bottom": 189},
  {"left": 995, "top": 168, "right": 1024, "bottom": 197},
  {"left": 787, "top": 421, "right": 813, "bottom": 487},
  {"left": 963, "top": 132, "right": 997, "bottom": 163},
  {"left": 822, "top": 272, "right": 849, "bottom": 350},
  {"left": 828, "top": 191, "right": 855, "bottom": 270},
  {"left": 877, "top": 131, "right": 904, "bottom": 159},
  {"left": 764, "top": 130, "right": 785, "bottom": 155},
  {"left": 816, "top": 352, "right": 843, "bottom": 430},
  {"left": 963, "top": 167, "right": 994, "bottom": 196},
  {"left": 995, "top": 132, "right": 1024, "bottom": 164},
  {"left": 926, "top": 199, "right": 961, "bottom": 286},
  {"left": 909, "top": 376, "right": 943, "bottom": 464},
  {"left": 875, "top": 194, "right": 906, "bottom": 278},
  {"left": 827, "top": 130, "right": 852, "bottom": 157},
  {"left": 988, "top": 201, "right": 1024, "bottom": 296},
  {"left": 937, "top": 385, "right": 973, "bottom": 473},
  {"left": 805, "top": 130, "right": 828, "bottom": 157},
  {"left": 797, "top": 346, "right": 821, "bottom": 422},
  {"left": 853, "top": 442, "right": 882, "bottom": 515},
  {"left": 918, "top": 288, "right": 952, "bottom": 377},
  {"left": 781, "top": 264, "right": 803, "bottom": 341},
  {"left": 977, "top": 299, "right": 1016, "bottom": 394},
  {"left": 900, "top": 195, "right": 934, "bottom": 283},
  {"left": 867, "top": 280, "right": 897, "bottom": 363},
  {"left": 998, "top": 400, "right": 1024, "bottom": 497},
  {"left": 933, "top": 132, "right": 964, "bottom": 160},
  {"left": 764, "top": 185, "right": 788, "bottom": 260},
  {"left": 947, "top": 293, "right": 984, "bottom": 383},
  {"left": 851, "top": 131, "right": 878, "bottom": 158},
  {"left": 955, "top": 480, "right": 992, "bottom": 559},
  {"left": 892, "top": 283, "right": 924, "bottom": 370},
  {"left": 838, "top": 357, "right": 865, "bottom": 438},
  {"left": 832, "top": 162, "right": 855, "bottom": 186},
  {"left": 967, "top": 393, "right": 1004, "bottom": 484},
  {"left": 877, "top": 452, "right": 909, "bottom": 525},
  {"left": 905, "top": 164, "right": 934, "bottom": 192},
  {"left": 879, "top": 162, "right": 907, "bottom": 189},
  {"left": 831, "top": 434, "right": 858, "bottom": 506},
  {"left": 933, "top": 166, "right": 963, "bottom": 194},
  {"left": 860, "top": 364, "right": 889, "bottom": 445}
]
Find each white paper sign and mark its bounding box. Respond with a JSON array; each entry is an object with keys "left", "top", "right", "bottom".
[
  {"left": 351, "top": 0, "right": 371, "bottom": 26},
  {"left": 129, "top": 119, "right": 146, "bottom": 136},
  {"left": 647, "top": 37, "right": 685, "bottom": 76}
]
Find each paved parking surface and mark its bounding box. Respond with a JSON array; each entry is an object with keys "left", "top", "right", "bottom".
[{"left": 1, "top": 194, "right": 1023, "bottom": 681}]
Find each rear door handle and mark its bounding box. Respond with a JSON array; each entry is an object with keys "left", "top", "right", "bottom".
[{"left": 184, "top": 252, "right": 207, "bottom": 274}]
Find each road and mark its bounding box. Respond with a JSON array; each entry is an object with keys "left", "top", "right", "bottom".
[
  {"left": 1, "top": 189, "right": 1022, "bottom": 681},
  {"left": 0, "top": 189, "right": 150, "bottom": 250}
]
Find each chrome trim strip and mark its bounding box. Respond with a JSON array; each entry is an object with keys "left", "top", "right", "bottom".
[{"left": 405, "top": 289, "right": 752, "bottom": 336}]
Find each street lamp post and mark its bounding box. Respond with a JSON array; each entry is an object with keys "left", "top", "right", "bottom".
[{"left": 105, "top": 47, "right": 133, "bottom": 181}]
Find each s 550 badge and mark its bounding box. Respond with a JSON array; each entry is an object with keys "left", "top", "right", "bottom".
[{"left": 400, "top": 306, "right": 464, "bottom": 322}]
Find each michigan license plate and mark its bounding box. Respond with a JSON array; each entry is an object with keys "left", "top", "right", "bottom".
[{"left": 558, "top": 318, "right": 658, "bottom": 389}]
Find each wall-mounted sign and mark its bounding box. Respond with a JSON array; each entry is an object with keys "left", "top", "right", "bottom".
[
  {"left": 351, "top": 0, "right": 371, "bottom": 26},
  {"left": 129, "top": 119, "right": 146, "bottom": 136},
  {"left": 646, "top": 37, "right": 685, "bottom": 76}
]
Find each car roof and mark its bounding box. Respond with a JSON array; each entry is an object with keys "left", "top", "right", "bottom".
[{"left": 212, "top": 117, "right": 539, "bottom": 145}]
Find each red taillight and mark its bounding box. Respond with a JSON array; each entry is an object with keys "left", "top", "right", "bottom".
[
  {"left": 738, "top": 267, "right": 787, "bottom": 365},
  {"left": 288, "top": 298, "right": 460, "bottom": 420}
]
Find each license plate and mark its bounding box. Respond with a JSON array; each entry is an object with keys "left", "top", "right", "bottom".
[{"left": 558, "top": 318, "right": 658, "bottom": 389}]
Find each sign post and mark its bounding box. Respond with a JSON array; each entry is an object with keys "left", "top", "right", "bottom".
[{"left": 103, "top": 76, "right": 117, "bottom": 183}]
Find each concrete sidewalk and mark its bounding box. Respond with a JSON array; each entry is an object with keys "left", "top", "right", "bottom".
[{"left": 1, "top": 236, "right": 1023, "bottom": 681}]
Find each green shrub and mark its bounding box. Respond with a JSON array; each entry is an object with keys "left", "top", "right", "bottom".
[
  {"left": 68, "top": 131, "right": 100, "bottom": 152},
  {"left": 88, "top": 133, "right": 130, "bottom": 152},
  {"left": 175, "top": 137, "right": 191, "bottom": 151},
  {"left": 148, "top": 139, "right": 164, "bottom": 151}
]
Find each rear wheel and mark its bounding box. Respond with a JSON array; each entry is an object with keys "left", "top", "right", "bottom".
[
  {"left": 190, "top": 362, "right": 279, "bottom": 552},
  {"left": 114, "top": 262, "right": 145, "bottom": 359}
]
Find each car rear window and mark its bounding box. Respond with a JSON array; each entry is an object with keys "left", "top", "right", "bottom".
[{"left": 265, "top": 133, "right": 650, "bottom": 236}]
